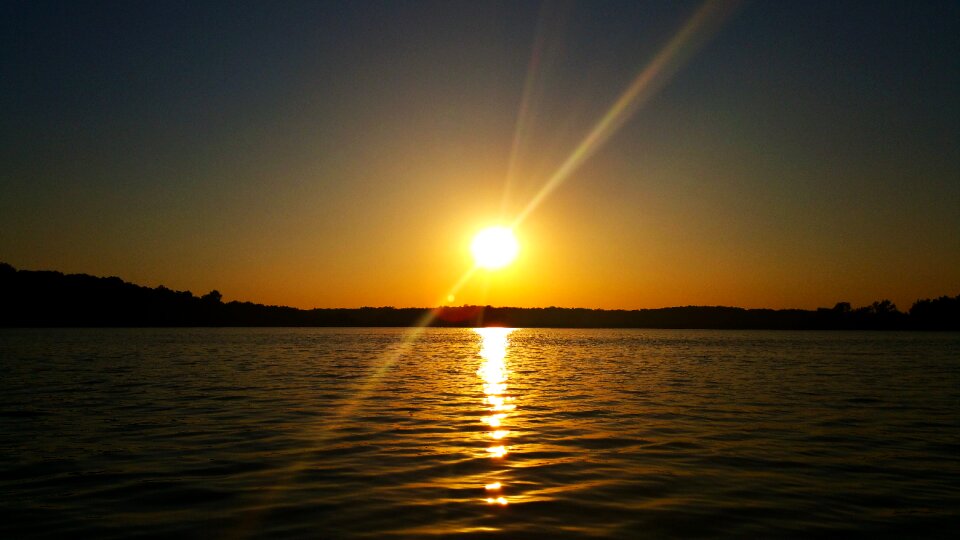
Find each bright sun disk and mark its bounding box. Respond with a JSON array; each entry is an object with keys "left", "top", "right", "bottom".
[{"left": 471, "top": 227, "right": 519, "bottom": 270}]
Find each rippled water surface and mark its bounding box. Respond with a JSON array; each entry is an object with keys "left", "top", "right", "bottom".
[{"left": 1, "top": 328, "right": 958, "bottom": 538}]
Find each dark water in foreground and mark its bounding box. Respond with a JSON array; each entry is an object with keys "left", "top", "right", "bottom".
[{"left": 1, "top": 328, "right": 958, "bottom": 539}]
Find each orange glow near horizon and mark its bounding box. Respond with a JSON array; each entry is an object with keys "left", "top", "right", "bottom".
[{"left": 6, "top": 1, "right": 958, "bottom": 314}]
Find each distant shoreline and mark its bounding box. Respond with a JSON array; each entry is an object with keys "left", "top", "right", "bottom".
[{"left": 2, "top": 263, "right": 958, "bottom": 330}]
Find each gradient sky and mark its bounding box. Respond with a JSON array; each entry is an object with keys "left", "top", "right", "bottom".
[{"left": 2, "top": 0, "right": 958, "bottom": 310}]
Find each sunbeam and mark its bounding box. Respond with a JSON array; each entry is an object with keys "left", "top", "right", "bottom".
[
  {"left": 512, "top": 0, "right": 742, "bottom": 228},
  {"left": 500, "top": 1, "right": 572, "bottom": 219},
  {"left": 233, "top": 4, "right": 741, "bottom": 533},
  {"left": 353, "top": 0, "right": 741, "bottom": 412}
]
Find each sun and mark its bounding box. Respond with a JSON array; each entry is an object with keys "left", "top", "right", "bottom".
[{"left": 471, "top": 226, "right": 519, "bottom": 270}]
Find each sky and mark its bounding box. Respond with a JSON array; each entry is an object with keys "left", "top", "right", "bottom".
[{"left": 1, "top": 0, "right": 958, "bottom": 310}]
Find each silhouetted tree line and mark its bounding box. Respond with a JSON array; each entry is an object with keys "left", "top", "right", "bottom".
[{"left": 1, "top": 263, "right": 958, "bottom": 330}]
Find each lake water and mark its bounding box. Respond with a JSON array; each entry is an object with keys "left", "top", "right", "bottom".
[{"left": 1, "top": 328, "right": 958, "bottom": 538}]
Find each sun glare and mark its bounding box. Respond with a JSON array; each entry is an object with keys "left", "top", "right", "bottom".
[{"left": 471, "top": 227, "right": 519, "bottom": 270}]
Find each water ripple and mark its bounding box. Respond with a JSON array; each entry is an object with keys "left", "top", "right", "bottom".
[{"left": 0, "top": 328, "right": 958, "bottom": 538}]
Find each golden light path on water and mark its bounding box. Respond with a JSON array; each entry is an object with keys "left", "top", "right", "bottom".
[{"left": 476, "top": 327, "right": 516, "bottom": 505}]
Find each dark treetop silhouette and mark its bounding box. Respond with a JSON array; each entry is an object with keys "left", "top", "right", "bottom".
[{"left": 1, "top": 263, "right": 957, "bottom": 330}]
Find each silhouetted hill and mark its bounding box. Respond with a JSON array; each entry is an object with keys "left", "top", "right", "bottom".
[{"left": 1, "top": 263, "right": 957, "bottom": 329}]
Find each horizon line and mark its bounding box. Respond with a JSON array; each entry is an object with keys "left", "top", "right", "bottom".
[{"left": 3, "top": 261, "right": 954, "bottom": 315}]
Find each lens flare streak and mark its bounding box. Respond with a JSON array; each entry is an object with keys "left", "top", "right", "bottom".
[{"left": 511, "top": 0, "right": 741, "bottom": 228}]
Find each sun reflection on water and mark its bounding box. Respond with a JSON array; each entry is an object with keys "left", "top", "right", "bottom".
[{"left": 475, "top": 327, "right": 515, "bottom": 505}]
